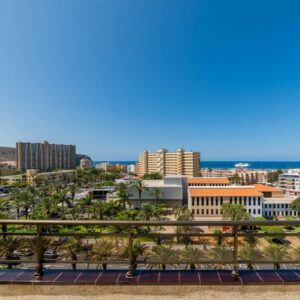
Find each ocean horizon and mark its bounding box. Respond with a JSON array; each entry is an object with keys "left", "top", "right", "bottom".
[{"left": 93, "top": 161, "right": 300, "bottom": 170}]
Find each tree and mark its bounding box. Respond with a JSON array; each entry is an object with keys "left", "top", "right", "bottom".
[
  {"left": 89, "top": 239, "right": 114, "bottom": 270},
  {"left": 264, "top": 244, "right": 288, "bottom": 270},
  {"left": 174, "top": 207, "right": 194, "bottom": 245},
  {"left": 60, "top": 238, "right": 82, "bottom": 270},
  {"left": 148, "top": 244, "right": 176, "bottom": 270},
  {"left": 228, "top": 174, "right": 242, "bottom": 185},
  {"left": 13, "top": 189, "right": 35, "bottom": 219},
  {"left": 121, "top": 240, "right": 147, "bottom": 270},
  {"left": 115, "top": 183, "right": 131, "bottom": 208},
  {"left": 150, "top": 187, "right": 163, "bottom": 205},
  {"left": 291, "top": 197, "right": 300, "bottom": 216},
  {"left": 0, "top": 237, "right": 23, "bottom": 269},
  {"left": 181, "top": 246, "right": 204, "bottom": 270},
  {"left": 131, "top": 180, "right": 147, "bottom": 208},
  {"left": 142, "top": 173, "right": 162, "bottom": 180},
  {"left": 239, "top": 244, "right": 261, "bottom": 270},
  {"left": 222, "top": 203, "right": 249, "bottom": 221},
  {"left": 210, "top": 245, "right": 233, "bottom": 269},
  {"left": 213, "top": 229, "right": 224, "bottom": 246},
  {"left": 67, "top": 184, "right": 78, "bottom": 206},
  {"left": 138, "top": 204, "right": 162, "bottom": 221}
]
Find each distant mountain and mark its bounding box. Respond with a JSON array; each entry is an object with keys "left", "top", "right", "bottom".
[{"left": 0, "top": 147, "right": 16, "bottom": 162}]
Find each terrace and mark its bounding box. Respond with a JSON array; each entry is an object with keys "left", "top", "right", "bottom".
[{"left": 1, "top": 219, "right": 300, "bottom": 299}]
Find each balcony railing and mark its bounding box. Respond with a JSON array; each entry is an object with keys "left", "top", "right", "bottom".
[{"left": 1, "top": 219, "right": 300, "bottom": 278}]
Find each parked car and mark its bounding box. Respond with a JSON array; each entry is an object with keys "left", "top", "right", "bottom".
[
  {"left": 13, "top": 248, "right": 34, "bottom": 257},
  {"left": 44, "top": 250, "right": 59, "bottom": 259}
]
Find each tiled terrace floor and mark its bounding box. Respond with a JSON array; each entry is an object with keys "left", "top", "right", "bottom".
[{"left": 1, "top": 269, "right": 300, "bottom": 285}]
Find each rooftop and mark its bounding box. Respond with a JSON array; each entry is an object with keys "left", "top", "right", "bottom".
[
  {"left": 188, "top": 177, "right": 230, "bottom": 184},
  {"left": 253, "top": 184, "right": 282, "bottom": 193},
  {"left": 189, "top": 186, "right": 261, "bottom": 197}
]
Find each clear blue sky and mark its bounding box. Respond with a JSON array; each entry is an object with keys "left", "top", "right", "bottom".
[{"left": 1, "top": 0, "right": 300, "bottom": 161}]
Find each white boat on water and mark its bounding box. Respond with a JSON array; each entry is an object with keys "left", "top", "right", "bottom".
[{"left": 235, "top": 163, "right": 250, "bottom": 168}]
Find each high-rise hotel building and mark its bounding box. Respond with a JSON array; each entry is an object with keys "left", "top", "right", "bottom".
[
  {"left": 137, "top": 148, "right": 200, "bottom": 177},
  {"left": 16, "top": 141, "right": 76, "bottom": 172}
]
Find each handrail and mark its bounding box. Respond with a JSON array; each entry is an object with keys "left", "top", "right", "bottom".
[
  {"left": 0, "top": 219, "right": 300, "bottom": 226},
  {"left": 0, "top": 219, "right": 300, "bottom": 278}
]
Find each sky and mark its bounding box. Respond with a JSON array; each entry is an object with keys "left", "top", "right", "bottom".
[{"left": 1, "top": 0, "right": 300, "bottom": 161}]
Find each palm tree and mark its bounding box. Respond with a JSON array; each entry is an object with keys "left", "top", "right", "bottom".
[
  {"left": 60, "top": 238, "right": 82, "bottom": 270},
  {"left": 264, "top": 244, "right": 288, "bottom": 270},
  {"left": 222, "top": 203, "right": 249, "bottom": 221},
  {"left": 181, "top": 246, "right": 205, "bottom": 270},
  {"left": 131, "top": 180, "right": 147, "bottom": 208},
  {"left": 174, "top": 207, "right": 194, "bottom": 245},
  {"left": 89, "top": 239, "right": 114, "bottom": 270},
  {"left": 148, "top": 244, "right": 176, "bottom": 270},
  {"left": 92, "top": 202, "right": 106, "bottom": 220},
  {"left": 139, "top": 204, "right": 162, "bottom": 221},
  {"left": 116, "top": 183, "right": 131, "bottom": 208},
  {"left": 26, "top": 236, "right": 52, "bottom": 257},
  {"left": 37, "top": 197, "right": 59, "bottom": 219},
  {"left": 150, "top": 187, "right": 163, "bottom": 205},
  {"left": 121, "top": 240, "right": 147, "bottom": 270},
  {"left": 67, "top": 184, "right": 78, "bottom": 206},
  {"left": 0, "top": 237, "right": 23, "bottom": 269},
  {"left": 213, "top": 229, "right": 224, "bottom": 246},
  {"left": 14, "top": 190, "right": 34, "bottom": 219},
  {"left": 210, "top": 245, "right": 233, "bottom": 269},
  {"left": 239, "top": 244, "right": 261, "bottom": 270}
]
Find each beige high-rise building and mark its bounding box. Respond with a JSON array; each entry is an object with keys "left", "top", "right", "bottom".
[
  {"left": 16, "top": 141, "right": 76, "bottom": 172},
  {"left": 138, "top": 148, "right": 200, "bottom": 177}
]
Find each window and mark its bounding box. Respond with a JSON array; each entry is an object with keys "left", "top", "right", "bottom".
[
  {"left": 258, "top": 209, "right": 261, "bottom": 214},
  {"left": 206, "top": 209, "right": 209, "bottom": 215},
  {"left": 248, "top": 198, "right": 252, "bottom": 206},
  {"left": 253, "top": 209, "right": 256, "bottom": 214},
  {"left": 258, "top": 198, "right": 261, "bottom": 205},
  {"left": 201, "top": 198, "right": 204, "bottom": 206},
  {"left": 248, "top": 209, "right": 251, "bottom": 213},
  {"left": 197, "top": 209, "right": 199, "bottom": 215},
  {"left": 234, "top": 197, "right": 237, "bottom": 204},
  {"left": 253, "top": 198, "right": 256, "bottom": 206},
  {"left": 230, "top": 197, "right": 232, "bottom": 204},
  {"left": 216, "top": 198, "right": 219, "bottom": 206},
  {"left": 192, "top": 197, "right": 195, "bottom": 206},
  {"left": 244, "top": 197, "right": 247, "bottom": 206},
  {"left": 216, "top": 209, "right": 219, "bottom": 215},
  {"left": 197, "top": 197, "right": 199, "bottom": 206},
  {"left": 192, "top": 209, "right": 195, "bottom": 214},
  {"left": 201, "top": 209, "right": 204, "bottom": 214},
  {"left": 206, "top": 198, "right": 209, "bottom": 206},
  {"left": 220, "top": 197, "right": 223, "bottom": 205},
  {"left": 211, "top": 209, "right": 214, "bottom": 214},
  {"left": 211, "top": 198, "right": 214, "bottom": 205}
]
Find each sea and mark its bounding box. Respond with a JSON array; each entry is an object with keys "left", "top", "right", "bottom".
[{"left": 93, "top": 161, "right": 300, "bottom": 170}]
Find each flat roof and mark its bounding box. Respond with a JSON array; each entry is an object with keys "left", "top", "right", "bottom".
[
  {"left": 188, "top": 177, "right": 230, "bottom": 184},
  {"left": 189, "top": 187, "right": 261, "bottom": 197}
]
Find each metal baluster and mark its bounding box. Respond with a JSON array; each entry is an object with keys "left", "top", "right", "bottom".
[
  {"left": 232, "top": 225, "right": 239, "bottom": 277},
  {"left": 34, "top": 224, "right": 44, "bottom": 278},
  {"left": 126, "top": 231, "right": 134, "bottom": 278}
]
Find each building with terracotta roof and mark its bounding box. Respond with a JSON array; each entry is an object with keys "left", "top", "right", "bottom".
[
  {"left": 188, "top": 186, "right": 262, "bottom": 218},
  {"left": 188, "top": 184, "right": 297, "bottom": 219}
]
